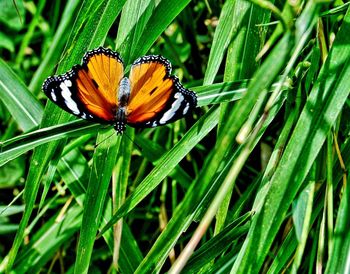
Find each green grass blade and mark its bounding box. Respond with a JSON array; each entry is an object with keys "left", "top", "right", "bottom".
[
  {"left": 203, "top": 0, "right": 235, "bottom": 85},
  {"left": 111, "top": 132, "right": 133, "bottom": 269},
  {"left": 116, "top": 0, "right": 154, "bottom": 63},
  {"left": 325, "top": 161, "right": 350, "bottom": 273},
  {"left": 183, "top": 213, "right": 252, "bottom": 273},
  {"left": 215, "top": 0, "right": 270, "bottom": 235},
  {"left": 134, "top": 135, "right": 192, "bottom": 188},
  {"left": 74, "top": 131, "right": 121, "bottom": 273},
  {"left": 0, "top": 59, "right": 43, "bottom": 131},
  {"left": 291, "top": 182, "right": 315, "bottom": 273},
  {"left": 132, "top": 0, "right": 191, "bottom": 58},
  {"left": 0, "top": 120, "right": 100, "bottom": 167}
]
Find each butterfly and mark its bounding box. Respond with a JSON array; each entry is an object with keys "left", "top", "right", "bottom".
[{"left": 43, "top": 47, "right": 197, "bottom": 133}]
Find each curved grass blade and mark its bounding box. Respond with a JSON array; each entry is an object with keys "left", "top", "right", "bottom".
[
  {"left": 182, "top": 213, "right": 252, "bottom": 273},
  {"left": 0, "top": 120, "right": 100, "bottom": 167},
  {"left": 203, "top": 0, "right": 236, "bottom": 85},
  {"left": 29, "top": 0, "right": 82, "bottom": 93},
  {"left": 131, "top": 0, "right": 191, "bottom": 59},
  {"left": 215, "top": 0, "right": 271, "bottom": 235},
  {"left": 116, "top": 0, "right": 154, "bottom": 64},
  {"left": 0, "top": 59, "right": 43, "bottom": 131},
  {"left": 325, "top": 154, "right": 350, "bottom": 274}
]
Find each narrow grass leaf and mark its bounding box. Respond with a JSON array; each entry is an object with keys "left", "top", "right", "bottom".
[
  {"left": 0, "top": 59, "right": 43, "bottom": 131},
  {"left": 291, "top": 182, "right": 315, "bottom": 273},
  {"left": 12, "top": 204, "right": 82, "bottom": 273},
  {"left": 116, "top": 0, "right": 154, "bottom": 64},
  {"left": 203, "top": 0, "right": 235, "bottom": 85},
  {"left": 325, "top": 161, "right": 350, "bottom": 274},
  {"left": 0, "top": 120, "right": 100, "bottom": 167},
  {"left": 183, "top": 213, "right": 252, "bottom": 273},
  {"left": 75, "top": 131, "right": 120, "bottom": 273},
  {"left": 29, "top": 0, "right": 82, "bottom": 93},
  {"left": 215, "top": 0, "right": 271, "bottom": 234},
  {"left": 134, "top": 135, "right": 192, "bottom": 188},
  {"left": 132, "top": 0, "right": 191, "bottom": 59}
]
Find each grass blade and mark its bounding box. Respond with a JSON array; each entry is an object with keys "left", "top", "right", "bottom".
[{"left": 0, "top": 59, "right": 43, "bottom": 131}]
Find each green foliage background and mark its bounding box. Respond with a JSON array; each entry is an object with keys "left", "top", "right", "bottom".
[{"left": 0, "top": 0, "right": 350, "bottom": 273}]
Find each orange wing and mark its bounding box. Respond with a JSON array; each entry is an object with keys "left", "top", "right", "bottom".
[
  {"left": 126, "top": 55, "right": 196, "bottom": 128},
  {"left": 76, "top": 47, "right": 124, "bottom": 121},
  {"left": 127, "top": 56, "right": 173, "bottom": 123},
  {"left": 43, "top": 47, "right": 124, "bottom": 122}
]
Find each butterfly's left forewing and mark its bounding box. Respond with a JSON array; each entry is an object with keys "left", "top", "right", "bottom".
[
  {"left": 43, "top": 47, "right": 124, "bottom": 123},
  {"left": 126, "top": 55, "right": 196, "bottom": 128}
]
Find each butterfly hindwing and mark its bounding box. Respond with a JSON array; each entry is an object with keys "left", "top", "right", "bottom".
[
  {"left": 43, "top": 47, "right": 124, "bottom": 122},
  {"left": 126, "top": 55, "right": 197, "bottom": 128},
  {"left": 43, "top": 67, "right": 97, "bottom": 121}
]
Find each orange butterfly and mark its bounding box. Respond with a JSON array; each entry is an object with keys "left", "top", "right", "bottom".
[{"left": 43, "top": 47, "right": 197, "bottom": 133}]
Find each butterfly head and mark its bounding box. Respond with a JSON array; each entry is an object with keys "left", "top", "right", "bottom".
[{"left": 114, "top": 121, "right": 126, "bottom": 134}]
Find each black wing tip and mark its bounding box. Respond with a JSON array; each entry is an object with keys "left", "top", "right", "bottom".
[
  {"left": 42, "top": 68, "right": 78, "bottom": 92},
  {"left": 132, "top": 54, "right": 172, "bottom": 75},
  {"left": 82, "top": 46, "right": 124, "bottom": 65},
  {"left": 172, "top": 76, "right": 197, "bottom": 107}
]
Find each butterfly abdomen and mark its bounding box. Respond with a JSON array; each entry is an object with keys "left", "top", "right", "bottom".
[
  {"left": 118, "top": 77, "right": 131, "bottom": 107},
  {"left": 113, "top": 77, "right": 131, "bottom": 133}
]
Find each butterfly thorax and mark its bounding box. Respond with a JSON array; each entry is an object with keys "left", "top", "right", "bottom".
[{"left": 114, "top": 77, "right": 131, "bottom": 133}]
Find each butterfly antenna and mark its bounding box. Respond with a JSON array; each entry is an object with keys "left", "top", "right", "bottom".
[
  {"left": 94, "top": 132, "right": 116, "bottom": 148},
  {"left": 124, "top": 132, "right": 143, "bottom": 152}
]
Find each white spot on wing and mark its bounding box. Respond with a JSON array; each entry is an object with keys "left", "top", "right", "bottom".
[
  {"left": 51, "top": 90, "right": 57, "bottom": 101},
  {"left": 183, "top": 103, "right": 190, "bottom": 115},
  {"left": 60, "top": 80, "right": 80, "bottom": 115},
  {"left": 159, "top": 93, "right": 184, "bottom": 124}
]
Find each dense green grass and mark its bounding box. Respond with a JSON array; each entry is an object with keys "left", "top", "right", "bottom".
[{"left": 1, "top": 1, "right": 350, "bottom": 273}]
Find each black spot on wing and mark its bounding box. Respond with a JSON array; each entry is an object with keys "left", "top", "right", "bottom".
[
  {"left": 92, "top": 78, "right": 99, "bottom": 89},
  {"left": 149, "top": 87, "right": 158, "bottom": 95},
  {"left": 128, "top": 76, "right": 197, "bottom": 129}
]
